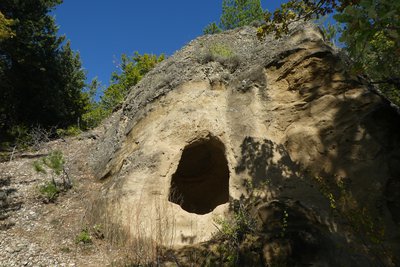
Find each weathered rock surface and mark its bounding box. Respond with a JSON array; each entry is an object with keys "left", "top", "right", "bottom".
[{"left": 89, "top": 23, "right": 400, "bottom": 266}]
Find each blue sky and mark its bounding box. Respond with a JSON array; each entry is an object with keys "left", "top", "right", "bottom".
[{"left": 54, "top": 1, "right": 287, "bottom": 88}]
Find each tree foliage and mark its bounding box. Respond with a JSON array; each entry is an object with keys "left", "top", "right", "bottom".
[
  {"left": 258, "top": 0, "right": 400, "bottom": 105},
  {"left": 0, "top": 11, "right": 15, "bottom": 40},
  {"left": 101, "top": 52, "right": 165, "bottom": 112},
  {"left": 81, "top": 52, "right": 165, "bottom": 129},
  {"left": 335, "top": 0, "right": 400, "bottom": 103},
  {"left": 203, "top": 22, "right": 222, "bottom": 35},
  {"left": 204, "top": 0, "right": 264, "bottom": 34},
  {"left": 0, "top": 0, "right": 88, "bottom": 138},
  {"left": 220, "top": 0, "right": 264, "bottom": 30}
]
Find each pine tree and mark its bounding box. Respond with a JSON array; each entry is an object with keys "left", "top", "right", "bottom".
[
  {"left": 0, "top": 0, "right": 87, "bottom": 136},
  {"left": 203, "top": 0, "right": 264, "bottom": 34},
  {"left": 220, "top": 0, "right": 264, "bottom": 30}
]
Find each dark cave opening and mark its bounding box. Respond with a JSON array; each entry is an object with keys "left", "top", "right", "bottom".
[{"left": 168, "top": 138, "right": 230, "bottom": 215}]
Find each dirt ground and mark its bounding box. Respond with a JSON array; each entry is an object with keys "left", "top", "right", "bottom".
[{"left": 0, "top": 134, "right": 128, "bottom": 267}]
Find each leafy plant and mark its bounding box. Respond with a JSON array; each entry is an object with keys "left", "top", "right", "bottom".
[
  {"left": 258, "top": 0, "right": 400, "bottom": 105},
  {"left": 42, "top": 150, "right": 65, "bottom": 176},
  {"left": 1, "top": 1, "right": 88, "bottom": 133},
  {"left": 75, "top": 228, "right": 92, "bottom": 244},
  {"left": 39, "top": 181, "right": 60, "bottom": 202},
  {"left": 33, "top": 150, "right": 71, "bottom": 202},
  {"left": 213, "top": 181, "right": 258, "bottom": 265},
  {"left": 0, "top": 11, "right": 15, "bottom": 40},
  {"left": 203, "top": 0, "right": 264, "bottom": 34},
  {"left": 101, "top": 52, "right": 165, "bottom": 112},
  {"left": 313, "top": 175, "right": 389, "bottom": 264},
  {"left": 56, "top": 125, "right": 82, "bottom": 137},
  {"left": 33, "top": 160, "right": 46, "bottom": 174},
  {"left": 220, "top": 0, "right": 264, "bottom": 30},
  {"left": 209, "top": 43, "right": 235, "bottom": 59},
  {"left": 203, "top": 22, "right": 222, "bottom": 35},
  {"left": 200, "top": 43, "right": 241, "bottom": 71},
  {"left": 80, "top": 53, "right": 164, "bottom": 129}
]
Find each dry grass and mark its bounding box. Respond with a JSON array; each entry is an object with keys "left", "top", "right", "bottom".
[{"left": 85, "top": 190, "right": 180, "bottom": 266}]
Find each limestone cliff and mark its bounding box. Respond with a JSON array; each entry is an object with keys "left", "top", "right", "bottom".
[{"left": 89, "top": 23, "right": 400, "bottom": 266}]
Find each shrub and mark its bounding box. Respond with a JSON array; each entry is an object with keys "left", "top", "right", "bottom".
[
  {"left": 203, "top": 0, "right": 264, "bottom": 33},
  {"left": 33, "top": 160, "right": 46, "bottom": 174},
  {"left": 213, "top": 197, "right": 257, "bottom": 265},
  {"left": 56, "top": 125, "right": 82, "bottom": 137},
  {"left": 3, "top": 124, "right": 53, "bottom": 157},
  {"left": 75, "top": 228, "right": 92, "bottom": 244},
  {"left": 203, "top": 22, "right": 222, "bottom": 35},
  {"left": 33, "top": 150, "right": 71, "bottom": 202},
  {"left": 199, "top": 43, "right": 241, "bottom": 71},
  {"left": 39, "top": 181, "right": 60, "bottom": 202},
  {"left": 42, "top": 150, "right": 65, "bottom": 175}
]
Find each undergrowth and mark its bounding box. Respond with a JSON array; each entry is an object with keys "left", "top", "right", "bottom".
[{"left": 33, "top": 150, "right": 72, "bottom": 203}]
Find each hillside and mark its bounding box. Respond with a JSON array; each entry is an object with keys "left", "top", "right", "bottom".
[{"left": 1, "top": 22, "right": 400, "bottom": 266}]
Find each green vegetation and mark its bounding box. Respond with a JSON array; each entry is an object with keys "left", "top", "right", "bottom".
[
  {"left": 42, "top": 150, "right": 65, "bottom": 176},
  {"left": 101, "top": 52, "right": 164, "bottom": 112},
  {"left": 313, "top": 175, "right": 390, "bottom": 263},
  {"left": 203, "top": 0, "right": 264, "bottom": 34},
  {"left": 33, "top": 160, "right": 46, "bottom": 174},
  {"left": 0, "top": 2, "right": 166, "bottom": 145},
  {"left": 56, "top": 125, "right": 82, "bottom": 137},
  {"left": 209, "top": 43, "right": 235, "bottom": 59},
  {"left": 203, "top": 22, "right": 222, "bottom": 35},
  {"left": 33, "top": 150, "right": 71, "bottom": 202},
  {"left": 258, "top": 0, "right": 400, "bottom": 105},
  {"left": 75, "top": 228, "right": 92, "bottom": 244},
  {"left": 39, "top": 181, "right": 60, "bottom": 203},
  {"left": 199, "top": 43, "right": 240, "bottom": 71},
  {"left": 0, "top": 11, "right": 15, "bottom": 40},
  {"left": 213, "top": 180, "right": 259, "bottom": 265},
  {"left": 80, "top": 52, "right": 165, "bottom": 129},
  {"left": 0, "top": 0, "right": 88, "bottom": 139},
  {"left": 214, "top": 199, "right": 257, "bottom": 265}
]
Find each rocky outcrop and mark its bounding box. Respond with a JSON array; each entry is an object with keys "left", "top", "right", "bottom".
[{"left": 89, "top": 23, "right": 400, "bottom": 266}]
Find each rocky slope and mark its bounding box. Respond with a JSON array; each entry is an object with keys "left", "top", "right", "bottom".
[
  {"left": 88, "top": 22, "right": 400, "bottom": 266},
  {"left": 1, "top": 22, "right": 400, "bottom": 266}
]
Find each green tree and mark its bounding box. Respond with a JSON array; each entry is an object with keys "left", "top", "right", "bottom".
[
  {"left": 203, "top": 0, "right": 264, "bottom": 34},
  {"left": 0, "top": 11, "right": 15, "bottom": 40},
  {"left": 101, "top": 52, "right": 164, "bottom": 112},
  {"left": 203, "top": 22, "right": 222, "bottom": 35},
  {"left": 258, "top": 0, "right": 400, "bottom": 105},
  {"left": 81, "top": 77, "right": 108, "bottom": 129},
  {"left": 334, "top": 0, "right": 400, "bottom": 104},
  {"left": 0, "top": 0, "right": 88, "bottom": 137},
  {"left": 220, "top": 0, "right": 264, "bottom": 30},
  {"left": 81, "top": 52, "right": 165, "bottom": 129}
]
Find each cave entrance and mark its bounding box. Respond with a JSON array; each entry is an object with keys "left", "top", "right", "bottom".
[{"left": 168, "top": 138, "right": 230, "bottom": 215}]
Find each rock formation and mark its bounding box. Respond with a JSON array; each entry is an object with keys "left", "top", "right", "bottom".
[{"left": 89, "top": 23, "right": 400, "bottom": 266}]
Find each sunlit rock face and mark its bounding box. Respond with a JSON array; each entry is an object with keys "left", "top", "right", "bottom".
[{"left": 89, "top": 22, "right": 400, "bottom": 265}]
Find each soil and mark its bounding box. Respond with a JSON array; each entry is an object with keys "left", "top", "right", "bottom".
[{"left": 0, "top": 134, "right": 125, "bottom": 267}]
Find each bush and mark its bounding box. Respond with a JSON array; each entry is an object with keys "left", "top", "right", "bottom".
[
  {"left": 33, "top": 160, "right": 46, "bottom": 174},
  {"left": 39, "top": 181, "right": 60, "bottom": 202},
  {"left": 33, "top": 150, "right": 72, "bottom": 202},
  {"left": 56, "top": 125, "right": 82, "bottom": 137},
  {"left": 75, "top": 228, "right": 92, "bottom": 244},
  {"left": 42, "top": 150, "right": 65, "bottom": 175},
  {"left": 213, "top": 197, "right": 257, "bottom": 265},
  {"left": 199, "top": 43, "right": 241, "bottom": 71},
  {"left": 203, "top": 22, "right": 222, "bottom": 35}
]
